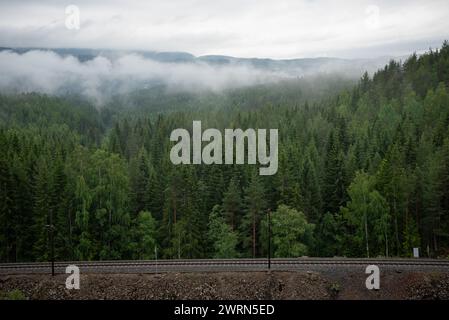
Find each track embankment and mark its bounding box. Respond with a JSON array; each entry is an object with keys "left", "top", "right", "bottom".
[{"left": 1, "top": 258, "right": 449, "bottom": 300}]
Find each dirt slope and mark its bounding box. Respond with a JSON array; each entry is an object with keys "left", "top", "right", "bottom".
[{"left": 1, "top": 271, "right": 448, "bottom": 300}]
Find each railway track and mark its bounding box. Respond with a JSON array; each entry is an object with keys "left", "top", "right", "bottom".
[{"left": 1, "top": 258, "right": 449, "bottom": 274}]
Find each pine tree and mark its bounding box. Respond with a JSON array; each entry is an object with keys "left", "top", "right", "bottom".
[
  {"left": 222, "top": 176, "right": 242, "bottom": 230},
  {"left": 242, "top": 171, "right": 267, "bottom": 258},
  {"left": 32, "top": 157, "right": 54, "bottom": 261},
  {"left": 323, "top": 130, "right": 347, "bottom": 213},
  {"left": 130, "top": 147, "right": 150, "bottom": 215},
  {"left": 74, "top": 175, "right": 93, "bottom": 261}
]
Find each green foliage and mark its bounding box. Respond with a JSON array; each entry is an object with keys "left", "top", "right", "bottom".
[
  {"left": 208, "top": 205, "right": 239, "bottom": 258},
  {"left": 1, "top": 42, "right": 449, "bottom": 260},
  {"left": 261, "top": 205, "right": 314, "bottom": 257},
  {"left": 315, "top": 212, "right": 340, "bottom": 257},
  {"left": 0, "top": 289, "right": 26, "bottom": 300},
  {"left": 132, "top": 211, "right": 157, "bottom": 259},
  {"left": 222, "top": 176, "right": 242, "bottom": 231},
  {"left": 242, "top": 172, "right": 267, "bottom": 257},
  {"left": 340, "top": 171, "right": 390, "bottom": 257}
]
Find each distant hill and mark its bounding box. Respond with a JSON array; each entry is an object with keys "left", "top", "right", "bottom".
[{"left": 0, "top": 47, "right": 395, "bottom": 76}]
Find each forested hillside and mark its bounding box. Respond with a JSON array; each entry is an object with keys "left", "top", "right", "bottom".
[{"left": 1, "top": 42, "right": 449, "bottom": 262}]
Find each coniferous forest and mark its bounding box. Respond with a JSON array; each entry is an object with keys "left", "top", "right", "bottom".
[{"left": 1, "top": 42, "right": 449, "bottom": 263}]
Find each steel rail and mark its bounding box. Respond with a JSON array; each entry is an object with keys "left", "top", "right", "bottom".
[{"left": 1, "top": 258, "right": 449, "bottom": 271}]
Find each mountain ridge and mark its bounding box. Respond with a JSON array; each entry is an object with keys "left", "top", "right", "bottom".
[{"left": 0, "top": 46, "right": 396, "bottom": 75}]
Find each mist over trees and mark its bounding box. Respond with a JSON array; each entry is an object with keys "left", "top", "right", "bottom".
[
  {"left": 0, "top": 48, "right": 388, "bottom": 106},
  {"left": 1, "top": 42, "right": 449, "bottom": 262}
]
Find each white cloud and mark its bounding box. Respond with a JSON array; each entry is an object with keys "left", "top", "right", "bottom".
[
  {"left": 0, "top": 0, "right": 448, "bottom": 58},
  {"left": 0, "top": 50, "right": 292, "bottom": 104}
]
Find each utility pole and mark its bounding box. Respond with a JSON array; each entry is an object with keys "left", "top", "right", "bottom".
[
  {"left": 267, "top": 208, "right": 271, "bottom": 270},
  {"left": 155, "top": 245, "right": 158, "bottom": 275}
]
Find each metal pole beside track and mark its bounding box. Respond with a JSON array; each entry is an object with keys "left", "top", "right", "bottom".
[{"left": 268, "top": 208, "right": 271, "bottom": 270}]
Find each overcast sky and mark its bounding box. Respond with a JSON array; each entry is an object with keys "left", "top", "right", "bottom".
[{"left": 0, "top": 0, "right": 448, "bottom": 59}]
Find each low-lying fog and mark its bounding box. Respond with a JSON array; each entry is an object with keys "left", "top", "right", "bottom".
[{"left": 0, "top": 49, "right": 392, "bottom": 105}]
